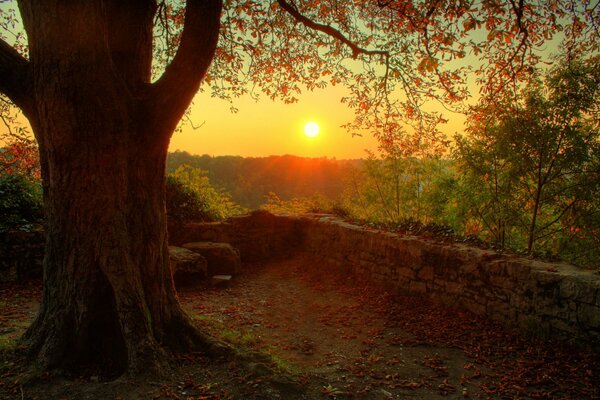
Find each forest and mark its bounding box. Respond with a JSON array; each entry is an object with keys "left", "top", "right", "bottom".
[
  {"left": 166, "top": 151, "right": 359, "bottom": 208},
  {"left": 4, "top": 55, "right": 599, "bottom": 268},
  {"left": 160, "top": 58, "right": 600, "bottom": 267}
]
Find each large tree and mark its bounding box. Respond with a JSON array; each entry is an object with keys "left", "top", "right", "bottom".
[{"left": 0, "top": 0, "right": 597, "bottom": 376}]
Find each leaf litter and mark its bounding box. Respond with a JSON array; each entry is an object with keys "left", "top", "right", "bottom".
[{"left": 1, "top": 255, "right": 599, "bottom": 399}]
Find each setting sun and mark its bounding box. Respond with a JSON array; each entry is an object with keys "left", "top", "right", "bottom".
[{"left": 304, "top": 121, "right": 320, "bottom": 138}]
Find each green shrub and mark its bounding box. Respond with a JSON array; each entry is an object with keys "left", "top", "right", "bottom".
[
  {"left": 0, "top": 173, "right": 43, "bottom": 232},
  {"left": 166, "top": 166, "right": 246, "bottom": 222},
  {"left": 260, "top": 192, "right": 349, "bottom": 217},
  {"left": 165, "top": 176, "right": 212, "bottom": 222}
]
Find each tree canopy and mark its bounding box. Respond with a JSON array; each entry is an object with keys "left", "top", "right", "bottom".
[
  {"left": 158, "top": 0, "right": 599, "bottom": 153},
  {"left": 2, "top": 0, "right": 599, "bottom": 153}
]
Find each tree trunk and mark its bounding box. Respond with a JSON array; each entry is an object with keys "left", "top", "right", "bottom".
[
  {"left": 23, "top": 86, "right": 218, "bottom": 376},
  {"left": 527, "top": 187, "right": 542, "bottom": 255},
  {"left": 13, "top": 0, "right": 225, "bottom": 376}
]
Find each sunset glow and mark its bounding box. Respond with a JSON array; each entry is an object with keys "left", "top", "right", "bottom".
[{"left": 304, "top": 121, "right": 320, "bottom": 138}]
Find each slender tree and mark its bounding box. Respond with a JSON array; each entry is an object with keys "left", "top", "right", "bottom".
[
  {"left": 457, "top": 56, "right": 600, "bottom": 253},
  {"left": 0, "top": 0, "right": 597, "bottom": 376}
]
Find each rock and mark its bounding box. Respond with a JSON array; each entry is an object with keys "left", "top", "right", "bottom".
[
  {"left": 0, "top": 229, "right": 44, "bottom": 282},
  {"left": 181, "top": 242, "right": 241, "bottom": 276},
  {"left": 211, "top": 274, "right": 232, "bottom": 287},
  {"left": 168, "top": 246, "right": 208, "bottom": 284}
]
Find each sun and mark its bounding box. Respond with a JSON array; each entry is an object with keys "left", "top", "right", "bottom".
[{"left": 304, "top": 121, "right": 320, "bottom": 138}]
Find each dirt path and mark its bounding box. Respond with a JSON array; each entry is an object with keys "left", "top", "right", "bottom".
[
  {"left": 1, "top": 255, "right": 599, "bottom": 399},
  {"left": 180, "top": 255, "right": 599, "bottom": 399}
]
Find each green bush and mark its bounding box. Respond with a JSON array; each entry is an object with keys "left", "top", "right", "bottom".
[
  {"left": 165, "top": 176, "right": 212, "bottom": 222},
  {"left": 260, "top": 192, "right": 350, "bottom": 217},
  {"left": 166, "top": 166, "right": 246, "bottom": 222},
  {"left": 0, "top": 173, "right": 43, "bottom": 232}
]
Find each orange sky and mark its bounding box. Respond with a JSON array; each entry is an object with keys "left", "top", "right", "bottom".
[
  {"left": 171, "top": 85, "right": 376, "bottom": 159},
  {"left": 172, "top": 84, "right": 466, "bottom": 159},
  {"left": 0, "top": 3, "right": 469, "bottom": 160},
  {"left": 2, "top": 83, "right": 466, "bottom": 160}
]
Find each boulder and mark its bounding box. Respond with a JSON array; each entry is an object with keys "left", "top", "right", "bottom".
[
  {"left": 181, "top": 242, "right": 241, "bottom": 276},
  {"left": 168, "top": 246, "right": 208, "bottom": 284}
]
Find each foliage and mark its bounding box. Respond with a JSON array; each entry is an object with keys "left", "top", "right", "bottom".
[
  {"left": 0, "top": 111, "right": 42, "bottom": 233},
  {"left": 167, "top": 164, "right": 246, "bottom": 221},
  {"left": 0, "top": 113, "right": 40, "bottom": 180},
  {"left": 454, "top": 118, "right": 524, "bottom": 247},
  {"left": 0, "top": 173, "right": 42, "bottom": 233},
  {"left": 260, "top": 191, "right": 348, "bottom": 217},
  {"left": 151, "top": 0, "right": 600, "bottom": 154},
  {"left": 341, "top": 154, "right": 456, "bottom": 225},
  {"left": 165, "top": 176, "right": 211, "bottom": 222},
  {"left": 456, "top": 56, "right": 600, "bottom": 256},
  {"left": 167, "top": 151, "right": 358, "bottom": 208}
]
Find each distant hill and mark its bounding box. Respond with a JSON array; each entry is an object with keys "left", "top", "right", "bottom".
[{"left": 166, "top": 151, "right": 361, "bottom": 208}]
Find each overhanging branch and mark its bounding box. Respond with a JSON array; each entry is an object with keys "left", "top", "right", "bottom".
[
  {"left": 148, "top": 0, "right": 223, "bottom": 137},
  {"left": 0, "top": 38, "right": 32, "bottom": 115},
  {"left": 277, "top": 0, "right": 389, "bottom": 60}
]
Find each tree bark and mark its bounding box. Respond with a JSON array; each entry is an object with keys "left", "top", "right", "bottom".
[
  {"left": 1, "top": 0, "right": 225, "bottom": 376},
  {"left": 23, "top": 124, "right": 224, "bottom": 374}
]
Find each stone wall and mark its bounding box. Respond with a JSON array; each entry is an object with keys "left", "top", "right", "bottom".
[
  {"left": 170, "top": 210, "right": 305, "bottom": 262},
  {"left": 299, "top": 215, "right": 600, "bottom": 347},
  {"left": 4, "top": 211, "right": 599, "bottom": 347},
  {"left": 0, "top": 229, "right": 44, "bottom": 282},
  {"left": 177, "top": 212, "right": 600, "bottom": 348}
]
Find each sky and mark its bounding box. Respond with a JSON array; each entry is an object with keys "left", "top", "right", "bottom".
[
  {"left": 175, "top": 86, "right": 380, "bottom": 159},
  {"left": 2, "top": 77, "right": 467, "bottom": 160},
  {"left": 175, "top": 84, "right": 466, "bottom": 159},
  {"left": 173, "top": 85, "right": 377, "bottom": 159}
]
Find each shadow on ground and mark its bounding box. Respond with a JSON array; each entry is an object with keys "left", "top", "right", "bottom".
[{"left": 1, "top": 254, "right": 598, "bottom": 399}]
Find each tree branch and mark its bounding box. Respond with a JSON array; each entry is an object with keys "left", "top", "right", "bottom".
[
  {"left": 0, "top": 38, "right": 32, "bottom": 115},
  {"left": 277, "top": 0, "right": 389, "bottom": 60},
  {"left": 148, "top": 0, "right": 223, "bottom": 137},
  {"left": 105, "top": 0, "right": 157, "bottom": 90}
]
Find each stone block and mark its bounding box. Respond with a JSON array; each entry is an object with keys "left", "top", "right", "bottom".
[
  {"left": 169, "top": 246, "right": 208, "bottom": 287},
  {"left": 487, "top": 259, "right": 507, "bottom": 276},
  {"left": 211, "top": 274, "right": 232, "bottom": 287},
  {"left": 489, "top": 274, "right": 512, "bottom": 290},
  {"left": 559, "top": 276, "right": 597, "bottom": 305},
  {"left": 444, "top": 280, "right": 464, "bottom": 295},
  {"left": 182, "top": 242, "right": 241, "bottom": 276},
  {"left": 505, "top": 260, "right": 532, "bottom": 281},
  {"left": 461, "top": 298, "right": 487, "bottom": 316},
  {"left": 416, "top": 265, "right": 434, "bottom": 280},
  {"left": 577, "top": 303, "right": 600, "bottom": 329},
  {"left": 169, "top": 246, "right": 208, "bottom": 276},
  {"left": 486, "top": 301, "right": 516, "bottom": 322},
  {"left": 548, "top": 318, "right": 577, "bottom": 336},
  {"left": 517, "top": 314, "right": 550, "bottom": 339}
]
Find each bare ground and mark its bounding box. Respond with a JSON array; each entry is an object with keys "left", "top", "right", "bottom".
[{"left": 1, "top": 254, "right": 599, "bottom": 399}]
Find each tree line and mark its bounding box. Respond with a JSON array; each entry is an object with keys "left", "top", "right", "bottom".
[
  {"left": 166, "top": 152, "right": 359, "bottom": 208},
  {"left": 4, "top": 54, "right": 599, "bottom": 268}
]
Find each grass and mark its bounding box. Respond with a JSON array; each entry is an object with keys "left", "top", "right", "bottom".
[
  {"left": 220, "top": 329, "right": 260, "bottom": 348},
  {"left": 264, "top": 350, "right": 298, "bottom": 375},
  {"left": 0, "top": 336, "right": 17, "bottom": 352},
  {"left": 185, "top": 304, "right": 301, "bottom": 376},
  {"left": 193, "top": 314, "right": 213, "bottom": 321}
]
